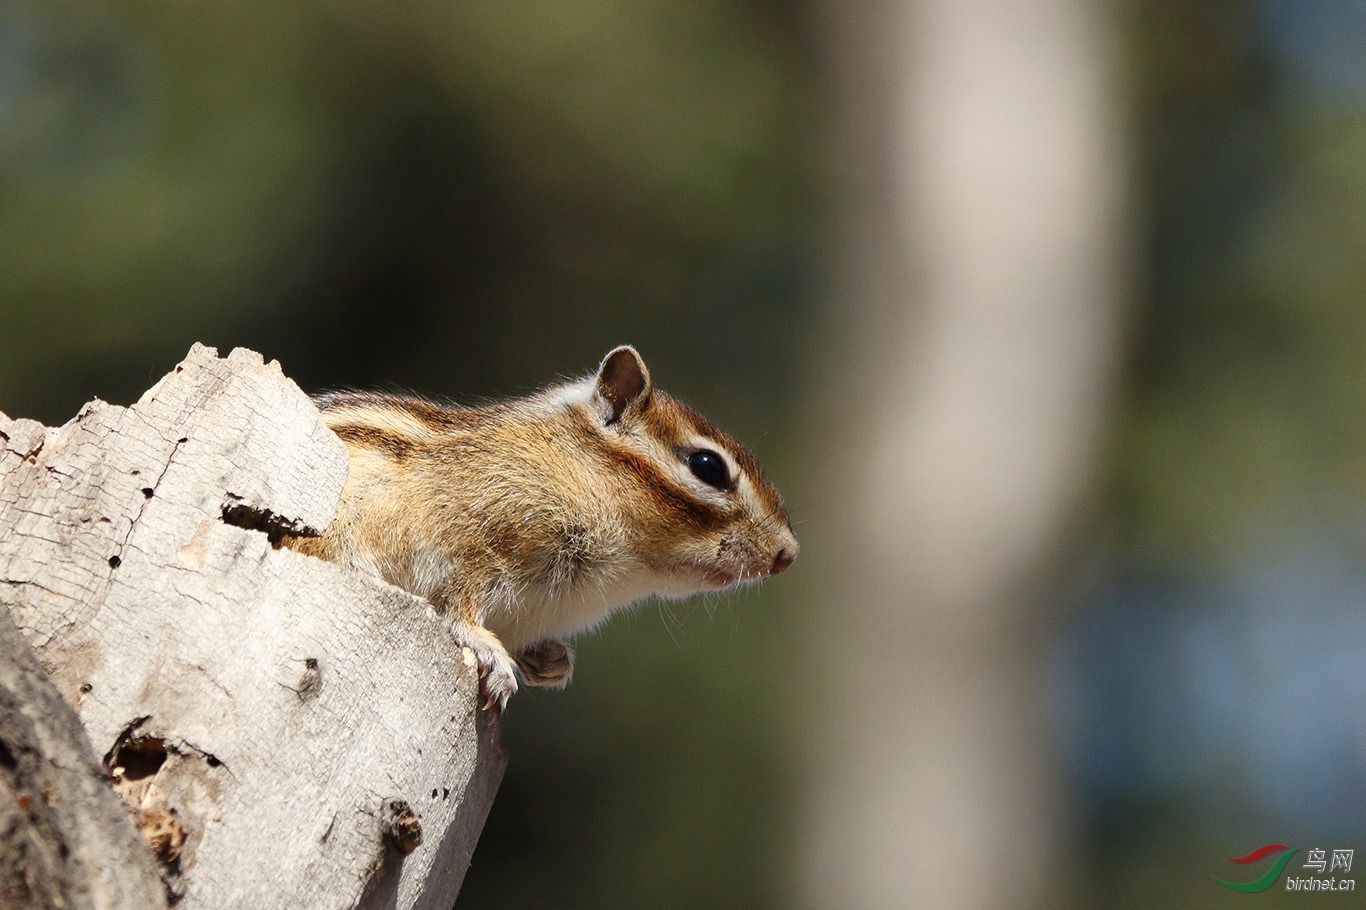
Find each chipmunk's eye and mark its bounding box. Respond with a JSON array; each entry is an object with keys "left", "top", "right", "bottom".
[{"left": 687, "top": 450, "right": 730, "bottom": 489}]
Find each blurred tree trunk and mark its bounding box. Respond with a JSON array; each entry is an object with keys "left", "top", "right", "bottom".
[
  {"left": 0, "top": 345, "right": 504, "bottom": 910},
  {"left": 801, "top": 1, "right": 1124, "bottom": 908}
]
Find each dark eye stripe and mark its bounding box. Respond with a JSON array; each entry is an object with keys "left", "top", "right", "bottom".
[{"left": 687, "top": 450, "right": 730, "bottom": 489}]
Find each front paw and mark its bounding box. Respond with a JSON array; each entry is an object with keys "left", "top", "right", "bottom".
[
  {"left": 447, "top": 620, "right": 518, "bottom": 714},
  {"left": 515, "top": 639, "right": 575, "bottom": 688}
]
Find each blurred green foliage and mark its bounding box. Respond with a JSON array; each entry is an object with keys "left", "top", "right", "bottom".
[
  {"left": 1116, "top": 0, "right": 1366, "bottom": 565},
  {"left": 1068, "top": 1, "right": 1366, "bottom": 905},
  {"left": 0, "top": 0, "right": 816, "bottom": 427}
]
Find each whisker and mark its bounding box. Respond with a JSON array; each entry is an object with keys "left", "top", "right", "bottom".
[{"left": 657, "top": 600, "right": 682, "bottom": 649}]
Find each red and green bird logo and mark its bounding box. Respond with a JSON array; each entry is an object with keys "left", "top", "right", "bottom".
[{"left": 1211, "top": 844, "right": 1299, "bottom": 892}]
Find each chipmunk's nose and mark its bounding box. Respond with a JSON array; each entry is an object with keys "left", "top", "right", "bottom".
[{"left": 770, "top": 547, "right": 795, "bottom": 575}]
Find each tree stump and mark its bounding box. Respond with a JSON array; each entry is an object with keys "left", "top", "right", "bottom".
[{"left": 0, "top": 344, "right": 505, "bottom": 909}]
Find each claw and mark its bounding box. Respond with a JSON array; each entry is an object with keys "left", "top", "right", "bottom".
[{"left": 448, "top": 619, "right": 517, "bottom": 714}]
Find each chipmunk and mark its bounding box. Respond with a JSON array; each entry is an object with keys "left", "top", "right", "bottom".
[{"left": 288, "top": 346, "right": 798, "bottom": 712}]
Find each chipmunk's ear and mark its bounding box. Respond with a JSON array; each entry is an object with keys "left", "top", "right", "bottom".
[{"left": 594, "top": 346, "right": 652, "bottom": 424}]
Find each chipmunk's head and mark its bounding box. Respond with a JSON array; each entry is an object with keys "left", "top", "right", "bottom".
[{"left": 582, "top": 346, "right": 799, "bottom": 595}]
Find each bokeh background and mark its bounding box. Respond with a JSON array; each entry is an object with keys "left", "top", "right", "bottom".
[{"left": 3, "top": 0, "right": 1365, "bottom": 907}]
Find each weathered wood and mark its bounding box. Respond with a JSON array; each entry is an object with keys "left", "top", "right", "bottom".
[
  {"left": 0, "top": 604, "right": 170, "bottom": 910},
  {"left": 0, "top": 344, "right": 505, "bottom": 909}
]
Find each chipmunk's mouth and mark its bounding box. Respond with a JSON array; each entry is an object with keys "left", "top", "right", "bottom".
[{"left": 693, "top": 536, "right": 795, "bottom": 590}]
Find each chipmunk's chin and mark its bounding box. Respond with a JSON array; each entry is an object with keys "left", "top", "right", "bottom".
[
  {"left": 699, "top": 564, "right": 772, "bottom": 590},
  {"left": 701, "top": 567, "right": 738, "bottom": 589},
  {"left": 667, "top": 561, "right": 765, "bottom": 593}
]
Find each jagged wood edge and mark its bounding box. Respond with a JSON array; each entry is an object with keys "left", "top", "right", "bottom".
[{"left": 0, "top": 345, "right": 505, "bottom": 910}]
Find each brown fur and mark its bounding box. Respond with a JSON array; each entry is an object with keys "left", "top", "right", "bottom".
[{"left": 288, "top": 347, "right": 797, "bottom": 711}]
